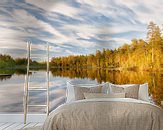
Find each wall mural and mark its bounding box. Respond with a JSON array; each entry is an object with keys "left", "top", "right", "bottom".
[{"left": 0, "top": 0, "right": 162, "bottom": 112}]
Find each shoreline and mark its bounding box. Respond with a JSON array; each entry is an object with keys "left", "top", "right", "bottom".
[{"left": 0, "top": 66, "right": 163, "bottom": 72}]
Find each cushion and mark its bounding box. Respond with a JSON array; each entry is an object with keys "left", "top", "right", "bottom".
[
  {"left": 74, "top": 86, "right": 102, "bottom": 100},
  {"left": 110, "top": 83, "right": 140, "bottom": 99},
  {"left": 66, "top": 80, "right": 109, "bottom": 103},
  {"left": 138, "top": 83, "right": 149, "bottom": 102},
  {"left": 84, "top": 93, "right": 126, "bottom": 99}
]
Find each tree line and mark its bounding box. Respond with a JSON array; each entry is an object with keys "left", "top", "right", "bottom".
[
  {"left": 51, "top": 22, "right": 163, "bottom": 71},
  {"left": 0, "top": 54, "right": 42, "bottom": 68}
]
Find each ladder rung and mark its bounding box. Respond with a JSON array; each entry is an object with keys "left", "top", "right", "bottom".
[
  {"left": 28, "top": 88, "right": 47, "bottom": 91},
  {"left": 28, "top": 71, "right": 35, "bottom": 73},
  {"left": 28, "top": 105, "right": 47, "bottom": 107},
  {"left": 30, "top": 56, "right": 48, "bottom": 58},
  {"left": 28, "top": 86, "right": 47, "bottom": 90}
]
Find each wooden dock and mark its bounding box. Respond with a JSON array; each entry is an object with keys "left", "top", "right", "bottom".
[
  {"left": 0, "top": 114, "right": 46, "bottom": 130},
  {"left": 0, "top": 122, "right": 43, "bottom": 130}
]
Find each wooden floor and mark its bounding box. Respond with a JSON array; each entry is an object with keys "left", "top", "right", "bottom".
[
  {"left": 0, "top": 122, "right": 43, "bottom": 130},
  {"left": 0, "top": 114, "right": 46, "bottom": 130}
]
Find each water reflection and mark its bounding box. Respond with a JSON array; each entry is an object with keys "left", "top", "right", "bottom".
[
  {"left": 51, "top": 68, "right": 163, "bottom": 106},
  {"left": 0, "top": 75, "right": 12, "bottom": 81},
  {"left": 0, "top": 68, "right": 162, "bottom": 113}
]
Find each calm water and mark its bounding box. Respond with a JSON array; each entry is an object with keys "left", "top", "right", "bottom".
[{"left": 0, "top": 68, "right": 162, "bottom": 113}]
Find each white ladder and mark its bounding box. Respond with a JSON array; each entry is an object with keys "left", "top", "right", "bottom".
[{"left": 23, "top": 42, "right": 50, "bottom": 124}]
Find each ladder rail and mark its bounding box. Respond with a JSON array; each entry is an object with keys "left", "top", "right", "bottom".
[
  {"left": 47, "top": 43, "right": 50, "bottom": 116},
  {"left": 24, "top": 41, "right": 31, "bottom": 124}
]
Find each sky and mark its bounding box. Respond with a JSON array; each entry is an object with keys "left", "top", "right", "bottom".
[{"left": 0, "top": 0, "right": 163, "bottom": 59}]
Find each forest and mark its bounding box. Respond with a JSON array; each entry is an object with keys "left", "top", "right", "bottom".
[
  {"left": 51, "top": 22, "right": 163, "bottom": 71},
  {"left": 0, "top": 55, "right": 43, "bottom": 69},
  {"left": 0, "top": 22, "right": 163, "bottom": 71}
]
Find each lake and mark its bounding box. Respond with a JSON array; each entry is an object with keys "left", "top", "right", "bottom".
[{"left": 0, "top": 68, "right": 162, "bottom": 113}]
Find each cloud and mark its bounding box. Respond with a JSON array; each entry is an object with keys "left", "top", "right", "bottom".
[
  {"left": 25, "top": 0, "right": 80, "bottom": 17},
  {"left": 0, "top": 0, "right": 162, "bottom": 58},
  {"left": 117, "top": 0, "right": 163, "bottom": 25}
]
